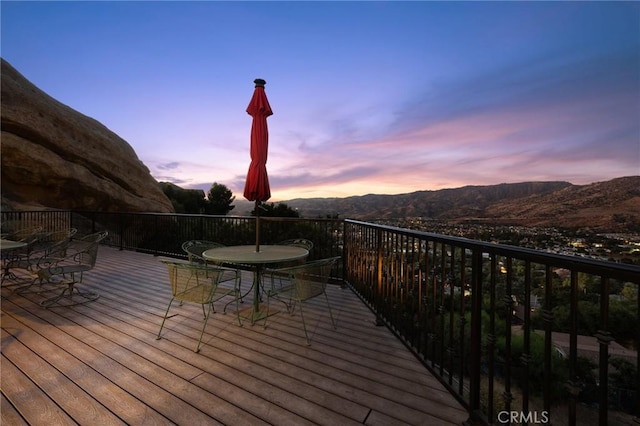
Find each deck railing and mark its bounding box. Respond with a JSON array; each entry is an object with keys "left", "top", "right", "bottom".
[
  {"left": 2, "top": 211, "right": 638, "bottom": 425},
  {"left": 344, "top": 219, "right": 639, "bottom": 426}
]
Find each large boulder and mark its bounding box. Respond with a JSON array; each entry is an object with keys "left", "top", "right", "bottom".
[{"left": 1, "top": 58, "right": 174, "bottom": 213}]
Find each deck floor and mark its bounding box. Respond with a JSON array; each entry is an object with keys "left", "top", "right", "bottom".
[{"left": 1, "top": 246, "right": 467, "bottom": 425}]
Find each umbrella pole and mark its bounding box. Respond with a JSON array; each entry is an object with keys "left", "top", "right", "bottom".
[{"left": 255, "top": 200, "right": 260, "bottom": 252}]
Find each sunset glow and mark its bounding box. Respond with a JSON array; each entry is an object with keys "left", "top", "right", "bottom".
[{"left": 2, "top": 2, "right": 638, "bottom": 202}]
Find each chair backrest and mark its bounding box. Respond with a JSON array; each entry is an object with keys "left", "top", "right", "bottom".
[
  {"left": 277, "top": 238, "right": 314, "bottom": 252},
  {"left": 161, "top": 260, "right": 223, "bottom": 303},
  {"left": 73, "top": 231, "right": 108, "bottom": 268},
  {"left": 4, "top": 226, "right": 43, "bottom": 242},
  {"left": 3, "top": 227, "right": 45, "bottom": 258},
  {"left": 182, "top": 240, "right": 224, "bottom": 263},
  {"left": 290, "top": 256, "right": 339, "bottom": 301},
  {"left": 77, "top": 231, "right": 108, "bottom": 243},
  {"left": 41, "top": 228, "right": 78, "bottom": 243},
  {"left": 34, "top": 228, "right": 78, "bottom": 257}
]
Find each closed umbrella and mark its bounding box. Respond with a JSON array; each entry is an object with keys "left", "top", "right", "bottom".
[{"left": 243, "top": 78, "right": 272, "bottom": 252}]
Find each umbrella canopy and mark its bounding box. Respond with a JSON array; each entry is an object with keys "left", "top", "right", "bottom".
[
  {"left": 243, "top": 78, "right": 272, "bottom": 203},
  {"left": 243, "top": 79, "right": 273, "bottom": 252}
]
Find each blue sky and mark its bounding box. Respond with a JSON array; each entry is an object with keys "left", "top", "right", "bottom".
[{"left": 2, "top": 1, "right": 639, "bottom": 201}]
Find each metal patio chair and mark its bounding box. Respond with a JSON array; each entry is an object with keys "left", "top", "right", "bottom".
[
  {"left": 3, "top": 228, "right": 77, "bottom": 280},
  {"left": 276, "top": 238, "right": 314, "bottom": 252},
  {"left": 264, "top": 256, "right": 340, "bottom": 345},
  {"left": 182, "top": 240, "right": 244, "bottom": 303},
  {"left": 36, "top": 231, "right": 108, "bottom": 308},
  {"left": 157, "top": 259, "right": 242, "bottom": 352},
  {"left": 266, "top": 238, "right": 314, "bottom": 291}
]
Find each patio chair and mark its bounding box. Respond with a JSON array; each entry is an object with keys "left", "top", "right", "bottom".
[
  {"left": 264, "top": 256, "right": 340, "bottom": 345},
  {"left": 3, "top": 228, "right": 77, "bottom": 282},
  {"left": 36, "top": 231, "right": 108, "bottom": 308},
  {"left": 181, "top": 240, "right": 244, "bottom": 304},
  {"left": 276, "top": 238, "right": 314, "bottom": 252},
  {"left": 266, "top": 238, "right": 314, "bottom": 290},
  {"left": 157, "top": 260, "right": 241, "bottom": 352}
]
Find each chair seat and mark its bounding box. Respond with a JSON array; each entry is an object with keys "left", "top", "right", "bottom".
[{"left": 39, "top": 263, "right": 92, "bottom": 280}]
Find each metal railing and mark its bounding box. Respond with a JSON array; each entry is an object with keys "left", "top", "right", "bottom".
[
  {"left": 1, "top": 210, "right": 344, "bottom": 276},
  {"left": 2, "top": 210, "right": 638, "bottom": 425},
  {"left": 344, "top": 219, "right": 639, "bottom": 426}
]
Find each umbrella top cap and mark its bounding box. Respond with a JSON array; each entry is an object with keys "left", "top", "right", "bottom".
[{"left": 254, "top": 79, "right": 266, "bottom": 88}]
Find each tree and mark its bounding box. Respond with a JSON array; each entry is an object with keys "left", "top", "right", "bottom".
[
  {"left": 205, "top": 183, "right": 235, "bottom": 215},
  {"left": 159, "top": 182, "right": 207, "bottom": 214},
  {"left": 251, "top": 202, "right": 300, "bottom": 218}
]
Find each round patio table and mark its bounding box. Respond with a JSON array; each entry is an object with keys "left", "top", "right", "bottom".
[{"left": 202, "top": 245, "right": 308, "bottom": 324}]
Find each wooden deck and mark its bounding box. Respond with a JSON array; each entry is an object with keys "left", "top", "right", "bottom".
[{"left": 1, "top": 246, "right": 468, "bottom": 425}]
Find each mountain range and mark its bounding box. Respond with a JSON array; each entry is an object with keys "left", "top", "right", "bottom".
[{"left": 235, "top": 177, "right": 640, "bottom": 232}]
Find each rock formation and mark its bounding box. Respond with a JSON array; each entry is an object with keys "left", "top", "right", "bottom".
[{"left": 1, "top": 58, "right": 174, "bottom": 213}]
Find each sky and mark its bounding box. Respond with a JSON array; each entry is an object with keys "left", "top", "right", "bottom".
[{"left": 2, "top": 1, "right": 639, "bottom": 202}]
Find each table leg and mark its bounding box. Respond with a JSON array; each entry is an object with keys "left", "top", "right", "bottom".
[
  {"left": 252, "top": 266, "right": 261, "bottom": 316},
  {"left": 239, "top": 265, "right": 278, "bottom": 325}
]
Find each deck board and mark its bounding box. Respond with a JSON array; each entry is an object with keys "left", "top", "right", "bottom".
[{"left": 2, "top": 246, "right": 468, "bottom": 425}]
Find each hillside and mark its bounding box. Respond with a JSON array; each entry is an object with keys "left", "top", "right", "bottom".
[{"left": 275, "top": 177, "right": 640, "bottom": 232}]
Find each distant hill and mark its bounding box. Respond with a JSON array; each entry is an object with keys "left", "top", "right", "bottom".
[{"left": 258, "top": 177, "right": 639, "bottom": 232}]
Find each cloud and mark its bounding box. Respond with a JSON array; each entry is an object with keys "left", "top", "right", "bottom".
[
  {"left": 394, "top": 47, "right": 639, "bottom": 136},
  {"left": 154, "top": 175, "right": 189, "bottom": 185},
  {"left": 262, "top": 46, "right": 639, "bottom": 198},
  {"left": 156, "top": 162, "right": 180, "bottom": 170}
]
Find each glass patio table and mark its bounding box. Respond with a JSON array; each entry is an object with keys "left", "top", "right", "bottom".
[{"left": 202, "top": 245, "right": 309, "bottom": 324}]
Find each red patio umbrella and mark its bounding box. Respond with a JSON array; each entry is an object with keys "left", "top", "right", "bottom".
[{"left": 243, "top": 78, "right": 273, "bottom": 252}]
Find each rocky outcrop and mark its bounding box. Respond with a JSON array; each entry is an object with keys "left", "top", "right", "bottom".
[{"left": 1, "top": 58, "right": 174, "bottom": 213}]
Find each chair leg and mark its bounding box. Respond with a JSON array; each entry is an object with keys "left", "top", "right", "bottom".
[
  {"left": 233, "top": 286, "right": 242, "bottom": 326},
  {"left": 195, "top": 303, "right": 213, "bottom": 352},
  {"left": 222, "top": 276, "right": 243, "bottom": 327},
  {"left": 298, "top": 291, "right": 336, "bottom": 345},
  {"left": 237, "top": 271, "right": 243, "bottom": 303},
  {"left": 157, "top": 297, "right": 176, "bottom": 340},
  {"left": 263, "top": 290, "right": 271, "bottom": 330},
  {"left": 39, "top": 277, "right": 100, "bottom": 308},
  {"left": 298, "top": 302, "right": 311, "bottom": 345},
  {"left": 324, "top": 290, "right": 337, "bottom": 329},
  {"left": 11, "top": 275, "right": 45, "bottom": 295}
]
